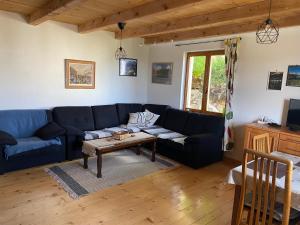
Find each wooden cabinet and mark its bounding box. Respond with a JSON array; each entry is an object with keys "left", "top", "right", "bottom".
[{"left": 244, "top": 123, "right": 300, "bottom": 156}]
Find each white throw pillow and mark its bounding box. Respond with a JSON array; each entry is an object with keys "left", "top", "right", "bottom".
[
  {"left": 143, "top": 110, "right": 160, "bottom": 127},
  {"left": 127, "top": 112, "right": 146, "bottom": 127},
  {"left": 127, "top": 110, "right": 160, "bottom": 128}
]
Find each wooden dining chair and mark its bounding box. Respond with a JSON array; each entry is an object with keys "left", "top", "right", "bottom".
[
  {"left": 253, "top": 133, "right": 271, "bottom": 154},
  {"left": 236, "top": 148, "right": 293, "bottom": 225}
]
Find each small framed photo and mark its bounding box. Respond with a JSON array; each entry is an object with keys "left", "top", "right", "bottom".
[
  {"left": 287, "top": 65, "right": 300, "bottom": 87},
  {"left": 268, "top": 72, "right": 283, "bottom": 90},
  {"left": 119, "top": 58, "right": 137, "bottom": 77},
  {"left": 65, "top": 59, "right": 95, "bottom": 89},
  {"left": 152, "top": 63, "right": 173, "bottom": 85}
]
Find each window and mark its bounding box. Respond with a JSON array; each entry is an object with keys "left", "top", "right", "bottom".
[{"left": 183, "top": 50, "right": 226, "bottom": 115}]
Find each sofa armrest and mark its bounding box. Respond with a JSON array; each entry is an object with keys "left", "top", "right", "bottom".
[
  {"left": 184, "top": 133, "right": 223, "bottom": 168},
  {"left": 35, "top": 122, "right": 65, "bottom": 140},
  {"left": 63, "top": 125, "right": 84, "bottom": 139},
  {"left": 0, "top": 130, "right": 17, "bottom": 146},
  {"left": 185, "top": 133, "right": 217, "bottom": 144}
]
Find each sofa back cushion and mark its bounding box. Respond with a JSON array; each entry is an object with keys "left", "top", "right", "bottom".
[
  {"left": 92, "top": 105, "right": 120, "bottom": 130},
  {"left": 163, "top": 108, "right": 189, "bottom": 133},
  {"left": 116, "top": 103, "right": 143, "bottom": 124},
  {"left": 184, "top": 112, "right": 225, "bottom": 137},
  {"left": 53, "top": 106, "right": 94, "bottom": 131},
  {"left": 0, "top": 110, "right": 49, "bottom": 138},
  {"left": 143, "top": 104, "right": 170, "bottom": 126}
]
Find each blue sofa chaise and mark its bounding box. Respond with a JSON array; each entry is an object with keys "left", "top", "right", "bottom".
[{"left": 0, "top": 110, "right": 65, "bottom": 174}]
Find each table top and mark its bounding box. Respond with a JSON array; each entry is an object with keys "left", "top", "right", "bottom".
[
  {"left": 82, "top": 132, "right": 156, "bottom": 156},
  {"left": 227, "top": 151, "right": 300, "bottom": 211}
]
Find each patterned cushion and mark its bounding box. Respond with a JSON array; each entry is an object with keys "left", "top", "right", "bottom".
[
  {"left": 144, "top": 110, "right": 160, "bottom": 127},
  {"left": 142, "top": 126, "right": 187, "bottom": 145},
  {"left": 119, "top": 125, "right": 141, "bottom": 133},
  {"left": 127, "top": 112, "right": 146, "bottom": 127},
  {"left": 127, "top": 110, "right": 160, "bottom": 128},
  {"left": 84, "top": 130, "right": 112, "bottom": 141},
  {"left": 84, "top": 126, "right": 141, "bottom": 141}
]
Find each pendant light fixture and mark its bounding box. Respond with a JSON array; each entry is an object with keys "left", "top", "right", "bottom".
[
  {"left": 256, "top": 0, "right": 279, "bottom": 44},
  {"left": 115, "top": 22, "right": 127, "bottom": 60}
]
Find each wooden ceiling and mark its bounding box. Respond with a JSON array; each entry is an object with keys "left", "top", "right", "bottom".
[{"left": 0, "top": 0, "right": 300, "bottom": 44}]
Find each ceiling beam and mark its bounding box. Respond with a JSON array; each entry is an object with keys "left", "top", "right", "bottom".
[
  {"left": 144, "top": 15, "right": 300, "bottom": 44},
  {"left": 28, "top": 0, "right": 85, "bottom": 25},
  {"left": 78, "top": 0, "right": 211, "bottom": 33},
  {"left": 116, "top": 0, "right": 300, "bottom": 39}
]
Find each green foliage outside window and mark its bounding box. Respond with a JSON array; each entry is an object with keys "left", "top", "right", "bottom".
[{"left": 192, "top": 55, "right": 226, "bottom": 86}]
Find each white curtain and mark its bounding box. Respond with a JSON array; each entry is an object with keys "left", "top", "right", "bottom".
[{"left": 224, "top": 38, "right": 240, "bottom": 151}]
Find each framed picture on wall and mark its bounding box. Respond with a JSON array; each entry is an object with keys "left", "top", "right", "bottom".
[
  {"left": 286, "top": 65, "right": 300, "bottom": 87},
  {"left": 267, "top": 72, "right": 283, "bottom": 90},
  {"left": 65, "top": 59, "right": 95, "bottom": 89},
  {"left": 119, "top": 58, "right": 137, "bottom": 76},
  {"left": 152, "top": 63, "right": 173, "bottom": 85}
]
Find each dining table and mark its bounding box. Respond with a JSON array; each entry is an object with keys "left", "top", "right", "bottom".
[{"left": 226, "top": 151, "right": 300, "bottom": 225}]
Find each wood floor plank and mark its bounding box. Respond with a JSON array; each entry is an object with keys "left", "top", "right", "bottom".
[{"left": 0, "top": 160, "right": 237, "bottom": 225}]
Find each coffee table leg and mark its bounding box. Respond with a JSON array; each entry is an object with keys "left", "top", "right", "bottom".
[
  {"left": 152, "top": 141, "right": 156, "bottom": 162},
  {"left": 83, "top": 154, "right": 89, "bottom": 169},
  {"left": 96, "top": 151, "right": 102, "bottom": 178}
]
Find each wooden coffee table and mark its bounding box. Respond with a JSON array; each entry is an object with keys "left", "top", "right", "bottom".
[{"left": 82, "top": 132, "right": 157, "bottom": 178}]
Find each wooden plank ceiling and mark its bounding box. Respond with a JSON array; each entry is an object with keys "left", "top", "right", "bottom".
[{"left": 0, "top": 0, "right": 299, "bottom": 44}]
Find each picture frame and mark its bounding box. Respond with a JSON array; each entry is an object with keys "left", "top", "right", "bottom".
[
  {"left": 152, "top": 62, "right": 173, "bottom": 85},
  {"left": 286, "top": 65, "right": 300, "bottom": 87},
  {"left": 119, "top": 58, "right": 137, "bottom": 77},
  {"left": 267, "top": 72, "right": 283, "bottom": 90},
  {"left": 65, "top": 59, "right": 95, "bottom": 89}
]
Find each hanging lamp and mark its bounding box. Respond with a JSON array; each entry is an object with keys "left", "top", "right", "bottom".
[
  {"left": 115, "top": 22, "right": 127, "bottom": 60},
  {"left": 256, "top": 0, "right": 279, "bottom": 44}
]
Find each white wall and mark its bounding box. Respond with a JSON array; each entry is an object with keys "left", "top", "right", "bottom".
[
  {"left": 147, "top": 27, "right": 300, "bottom": 161},
  {"left": 148, "top": 41, "right": 224, "bottom": 108},
  {"left": 0, "top": 11, "right": 149, "bottom": 110}
]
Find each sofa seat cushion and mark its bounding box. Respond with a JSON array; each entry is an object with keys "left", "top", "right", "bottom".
[
  {"left": 84, "top": 126, "right": 141, "bottom": 141},
  {"left": 4, "top": 137, "right": 62, "bottom": 159},
  {"left": 84, "top": 130, "right": 112, "bottom": 141},
  {"left": 142, "top": 126, "right": 187, "bottom": 145}
]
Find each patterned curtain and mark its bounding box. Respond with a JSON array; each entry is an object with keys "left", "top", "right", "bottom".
[{"left": 224, "top": 38, "right": 240, "bottom": 151}]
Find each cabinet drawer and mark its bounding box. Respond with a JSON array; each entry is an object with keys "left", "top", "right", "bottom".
[
  {"left": 280, "top": 134, "right": 300, "bottom": 143},
  {"left": 278, "top": 140, "right": 300, "bottom": 156}
]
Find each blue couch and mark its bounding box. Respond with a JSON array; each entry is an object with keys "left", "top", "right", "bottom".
[
  {"left": 0, "top": 110, "right": 65, "bottom": 174},
  {"left": 53, "top": 104, "right": 224, "bottom": 169}
]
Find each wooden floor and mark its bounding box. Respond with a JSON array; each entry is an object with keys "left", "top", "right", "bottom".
[{"left": 0, "top": 160, "right": 237, "bottom": 225}]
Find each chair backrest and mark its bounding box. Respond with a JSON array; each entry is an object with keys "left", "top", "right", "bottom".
[
  {"left": 253, "top": 133, "right": 271, "bottom": 154},
  {"left": 237, "top": 149, "right": 293, "bottom": 225}
]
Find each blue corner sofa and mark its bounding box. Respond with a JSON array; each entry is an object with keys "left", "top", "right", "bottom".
[
  {"left": 53, "top": 103, "right": 225, "bottom": 169},
  {"left": 0, "top": 110, "right": 65, "bottom": 174},
  {"left": 0, "top": 104, "right": 224, "bottom": 173}
]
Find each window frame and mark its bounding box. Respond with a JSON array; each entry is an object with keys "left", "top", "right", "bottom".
[{"left": 183, "top": 50, "right": 225, "bottom": 116}]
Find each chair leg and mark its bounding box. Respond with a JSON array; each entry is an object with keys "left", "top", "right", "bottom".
[{"left": 246, "top": 210, "right": 250, "bottom": 224}]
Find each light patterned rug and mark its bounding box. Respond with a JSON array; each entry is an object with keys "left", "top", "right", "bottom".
[{"left": 45, "top": 149, "right": 177, "bottom": 199}]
